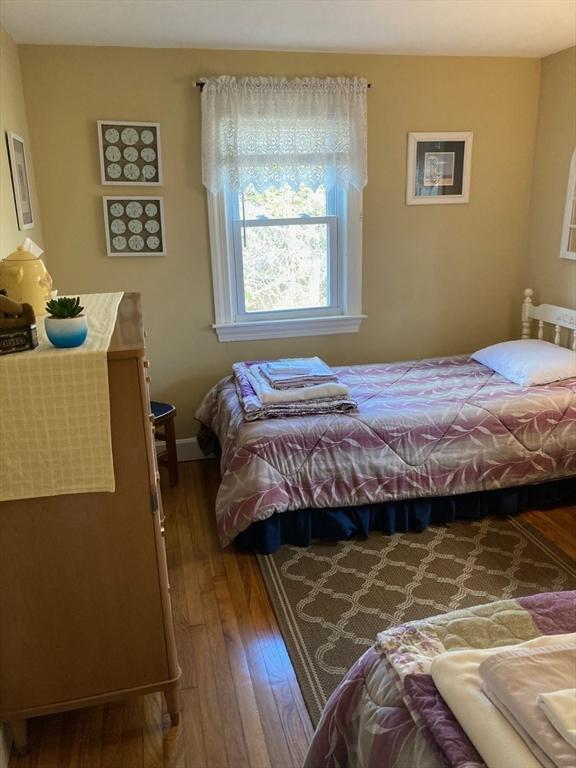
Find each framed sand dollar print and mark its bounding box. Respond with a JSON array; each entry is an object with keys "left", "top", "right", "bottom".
[
  {"left": 97, "top": 121, "right": 163, "bottom": 185},
  {"left": 103, "top": 196, "right": 166, "bottom": 256}
]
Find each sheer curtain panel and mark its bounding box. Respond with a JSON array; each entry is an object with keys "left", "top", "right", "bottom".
[{"left": 200, "top": 76, "right": 368, "bottom": 195}]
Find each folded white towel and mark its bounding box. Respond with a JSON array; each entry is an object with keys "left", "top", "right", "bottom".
[
  {"left": 539, "top": 690, "right": 576, "bottom": 749},
  {"left": 262, "top": 357, "right": 337, "bottom": 389},
  {"left": 266, "top": 363, "right": 314, "bottom": 376},
  {"left": 266, "top": 357, "right": 332, "bottom": 376},
  {"left": 246, "top": 365, "right": 350, "bottom": 404}
]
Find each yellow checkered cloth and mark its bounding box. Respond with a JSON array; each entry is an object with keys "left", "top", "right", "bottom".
[{"left": 0, "top": 292, "right": 124, "bottom": 501}]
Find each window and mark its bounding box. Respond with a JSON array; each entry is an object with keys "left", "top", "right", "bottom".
[
  {"left": 201, "top": 76, "right": 367, "bottom": 341},
  {"left": 560, "top": 148, "right": 576, "bottom": 261}
]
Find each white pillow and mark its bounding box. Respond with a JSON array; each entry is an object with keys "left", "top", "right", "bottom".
[{"left": 471, "top": 339, "right": 576, "bottom": 386}]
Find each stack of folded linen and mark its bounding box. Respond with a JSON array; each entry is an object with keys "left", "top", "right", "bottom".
[
  {"left": 479, "top": 642, "right": 576, "bottom": 767},
  {"left": 232, "top": 357, "right": 357, "bottom": 421},
  {"left": 261, "top": 357, "right": 338, "bottom": 389},
  {"left": 429, "top": 633, "right": 576, "bottom": 768},
  {"left": 361, "top": 593, "right": 576, "bottom": 768}
]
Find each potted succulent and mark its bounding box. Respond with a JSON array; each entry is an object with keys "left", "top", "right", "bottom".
[{"left": 44, "top": 296, "right": 88, "bottom": 348}]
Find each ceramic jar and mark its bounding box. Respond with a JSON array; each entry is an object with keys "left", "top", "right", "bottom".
[{"left": 0, "top": 244, "right": 53, "bottom": 315}]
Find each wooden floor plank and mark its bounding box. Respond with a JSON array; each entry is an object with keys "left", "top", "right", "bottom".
[
  {"left": 174, "top": 479, "right": 207, "bottom": 625},
  {"left": 9, "top": 459, "right": 575, "bottom": 768},
  {"left": 72, "top": 707, "right": 103, "bottom": 768},
  {"left": 522, "top": 505, "right": 576, "bottom": 560},
  {"left": 223, "top": 556, "right": 297, "bottom": 768},
  {"left": 172, "top": 619, "right": 198, "bottom": 691},
  {"left": 188, "top": 624, "right": 228, "bottom": 768},
  {"left": 160, "top": 696, "right": 185, "bottom": 768},
  {"left": 238, "top": 558, "right": 315, "bottom": 767},
  {"left": 99, "top": 702, "right": 126, "bottom": 768},
  {"left": 213, "top": 575, "right": 272, "bottom": 768},
  {"left": 199, "top": 589, "right": 250, "bottom": 768},
  {"left": 178, "top": 688, "right": 207, "bottom": 768},
  {"left": 119, "top": 696, "right": 144, "bottom": 768},
  {"left": 34, "top": 713, "right": 62, "bottom": 768},
  {"left": 142, "top": 694, "right": 164, "bottom": 768},
  {"left": 55, "top": 709, "right": 80, "bottom": 768}
]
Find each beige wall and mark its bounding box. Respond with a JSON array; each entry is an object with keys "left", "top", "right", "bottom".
[
  {"left": 19, "top": 45, "right": 540, "bottom": 437},
  {"left": 525, "top": 46, "right": 576, "bottom": 308},
  {"left": 0, "top": 32, "right": 43, "bottom": 764},
  {"left": 0, "top": 25, "right": 43, "bottom": 260}
]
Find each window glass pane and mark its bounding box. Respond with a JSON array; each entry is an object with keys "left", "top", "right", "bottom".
[
  {"left": 240, "top": 184, "right": 326, "bottom": 219},
  {"left": 242, "top": 223, "right": 329, "bottom": 312},
  {"left": 571, "top": 199, "right": 576, "bottom": 227}
]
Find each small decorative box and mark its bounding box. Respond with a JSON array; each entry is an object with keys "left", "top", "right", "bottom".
[
  {"left": 0, "top": 297, "right": 39, "bottom": 354},
  {"left": 0, "top": 323, "right": 38, "bottom": 355}
]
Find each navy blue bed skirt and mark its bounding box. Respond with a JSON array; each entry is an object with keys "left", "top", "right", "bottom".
[{"left": 234, "top": 478, "right": 576, "bottom": 554}]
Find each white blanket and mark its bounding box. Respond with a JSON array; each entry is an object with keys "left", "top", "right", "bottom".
[
  {"left": 1, "top": 292, "right": 123, "bottom": 501},
  {"left": 539, "top": 690, "right": 576, "bottom": 749},
  {"left": 430, "top": 634, "right": 575, "bottom": 768},
  {"left": 479, "top": 639, "right": 576, "bottom": 768},
  {"left": 245, "top": 364, "right": 349, "bottom": 404}
]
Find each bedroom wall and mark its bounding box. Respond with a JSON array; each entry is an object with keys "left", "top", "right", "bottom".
[
  {"left": 0, "top": 25, "right": 44, "bottom": 765},
  {"left": 525, "top": 46, "right": 576, "bottom": 308},
  {"left": 0, "top": 25, "right": 43, "bottom": 260},
  {"left": 18, "top": 45, "right": 540, "bottom": 438}
]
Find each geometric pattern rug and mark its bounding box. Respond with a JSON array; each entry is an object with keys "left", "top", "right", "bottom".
[{"left": 258, "top": 515, "right": 576, "bottom": 725}]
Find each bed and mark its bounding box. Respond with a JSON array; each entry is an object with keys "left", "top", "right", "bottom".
[
  {"left": 303, "top": 590, "right": 576, "bottom": 768},
  {"left": 196, "top": 290, "right": 576, "bottom": 551}
]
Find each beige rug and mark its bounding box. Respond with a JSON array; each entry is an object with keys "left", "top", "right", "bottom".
[{"left": 258, "top": 516, "right": 576, "bottom": 725}]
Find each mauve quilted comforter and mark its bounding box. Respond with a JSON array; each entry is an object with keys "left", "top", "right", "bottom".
[{"left": 195, "top": 356, "right": 576, "bottom": 547}]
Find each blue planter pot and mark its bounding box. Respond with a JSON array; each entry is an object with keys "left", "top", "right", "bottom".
[{"left": 44, "top": 315, "right": 88, "bottom": 348}]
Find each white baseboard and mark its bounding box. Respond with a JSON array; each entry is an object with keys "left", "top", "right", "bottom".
[
  {"left": 155, "top": 437, "right": 213, "bottom": 461},
  {"left": 175, "top": 437, "right": 212, "bottom": 462}
]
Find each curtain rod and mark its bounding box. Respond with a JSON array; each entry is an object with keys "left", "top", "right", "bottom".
[{"left": 195, "top": 80, "right": 371, "bottom": 91}]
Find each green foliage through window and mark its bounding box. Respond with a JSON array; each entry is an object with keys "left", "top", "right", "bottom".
[{"left": 237, "top": 184, "right": 331, "bottom": 313}]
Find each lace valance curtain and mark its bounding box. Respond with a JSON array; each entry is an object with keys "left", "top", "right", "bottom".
[{"left": 200, "top": 76, "right": 368, "bottom": 195}]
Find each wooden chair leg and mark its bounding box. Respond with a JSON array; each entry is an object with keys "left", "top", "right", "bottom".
[
  {"left": 10, "top": 719, "right": 28, "bottom": 755},
  {"left": 164, "top": 682, "right": 181, "bottom": 727},
  {"left": 164, "top": 416, "right": 179, "bottom": 486}
]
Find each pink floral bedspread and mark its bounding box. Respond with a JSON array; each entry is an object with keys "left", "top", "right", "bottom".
[{"left": 195, "top": 356, "right": 576, "bottom": 547}]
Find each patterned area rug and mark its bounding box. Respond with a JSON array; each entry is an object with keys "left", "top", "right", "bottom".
[{"left": 258, "top": 516, "right": 576, "bottom": 725}]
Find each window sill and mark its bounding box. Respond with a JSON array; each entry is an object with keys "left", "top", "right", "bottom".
[{"left": 213, "top": 314, "right": 366, "bottom": 342}]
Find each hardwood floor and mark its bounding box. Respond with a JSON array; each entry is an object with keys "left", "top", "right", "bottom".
[{"left": 9, "top": 461, "right": 576, "bottom": 768}]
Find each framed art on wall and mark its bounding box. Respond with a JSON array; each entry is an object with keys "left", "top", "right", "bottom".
[
  {"left": 6, "top": 132, "right": 34, "bottom": 229},
  {"left": 560, "top": 148, "right": 576, "bottom": 260},
  {"left": 103, "top": 196, "right": 166, "bottom": 256},
  {"left": 406, "top": 131, "right": 473, "bottom": 205},
  {"left": 97, "top": 121, "right": 163, "bottom": 185}
]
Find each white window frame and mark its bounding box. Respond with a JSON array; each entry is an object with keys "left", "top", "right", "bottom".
[
  {"left": 208, "top": 185, "right": 365, "bottom": 341},
  {"left": 560, "top": 148, "right": 576, "bottom": 261}
]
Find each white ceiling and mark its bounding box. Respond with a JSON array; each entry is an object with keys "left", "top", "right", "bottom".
[{"left": 1, "top": 0, "right": 575, "bottom": 58}]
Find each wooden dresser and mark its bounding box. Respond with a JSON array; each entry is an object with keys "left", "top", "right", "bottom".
[{"left": 0, "top": 293, "right": 181, "bottom": 751}]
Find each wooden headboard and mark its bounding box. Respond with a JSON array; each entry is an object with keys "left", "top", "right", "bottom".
[{"left": 521, "top": 288, "right": 576, "bottom": 350}]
